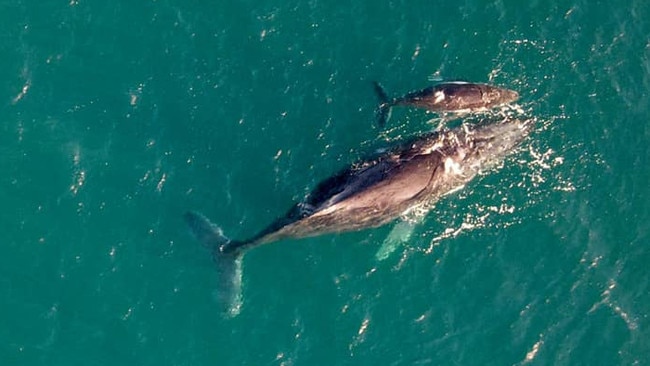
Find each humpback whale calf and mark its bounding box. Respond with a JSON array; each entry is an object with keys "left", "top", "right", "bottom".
[
  {"left": 373, "top": 81, "right": 519, "bottom": 126},
  {"left": 185, "top": 117, "right": 531, "bottom": 315}
]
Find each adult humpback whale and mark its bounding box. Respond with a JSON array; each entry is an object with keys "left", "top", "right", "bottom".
[
  {"left": 185, "top": 116, "right": 531, "bottom": 315},
  {"left": 373, "top": 81, "right": 519, "bottom": 126}
]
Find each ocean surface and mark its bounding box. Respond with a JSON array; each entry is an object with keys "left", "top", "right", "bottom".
[{"left": 2, "top": 0, "right": 649, "bottom": 365}]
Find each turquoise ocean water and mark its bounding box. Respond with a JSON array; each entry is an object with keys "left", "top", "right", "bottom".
[{"left": 2, "top": 0, "right": 649, "bottom": 364}]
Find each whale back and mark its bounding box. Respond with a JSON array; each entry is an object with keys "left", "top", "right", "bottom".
[{"left": 397, "top": 82, "right": 519, "bottom": 111}]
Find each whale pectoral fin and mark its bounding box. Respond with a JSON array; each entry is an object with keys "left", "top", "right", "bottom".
[
  {"left": 372, "top": 81, "right": 393, "bottom": 127},
  {"left": 184, "top": 211, "right": 243, "bottom": 317},
  {"left": 375, "top": 103, "right": 393, "bottom": 128},
  {"left": 375, "top": 219, "right": 418, "bottom": 261}
]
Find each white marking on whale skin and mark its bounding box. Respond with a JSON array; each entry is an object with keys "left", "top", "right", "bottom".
[
  {"left": 444, "top": 157, "right": 464, "bottom": 175},
  {"left": 433, "top": 91, "right": 445, "bottom": 104}
]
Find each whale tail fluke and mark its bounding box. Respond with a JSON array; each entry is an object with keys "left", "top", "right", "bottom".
[
  {"left": 372, "top": 81, "right": 393, "bottom": 127},
  {"left": 184, "top": 211, "right": 243, "bottom": 317}
]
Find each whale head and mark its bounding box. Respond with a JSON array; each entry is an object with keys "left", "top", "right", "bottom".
[
  {"left": 457, "top": 117, "right": 532, "bottom": 172},
  {"left": 480, "top": 84, "right": 520, "bottom": 107}
]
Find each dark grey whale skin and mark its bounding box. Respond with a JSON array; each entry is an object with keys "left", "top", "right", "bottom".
[{"left": 186, "top": 117, "right": 531, "bottom": 257}]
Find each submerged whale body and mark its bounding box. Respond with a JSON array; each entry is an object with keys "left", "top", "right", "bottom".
[
  {"left": 185, "top": 117, "right": 531, "bottom": 315},
  {"left": 373, "top": 81, "right": 520, "bottom": 126}
]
